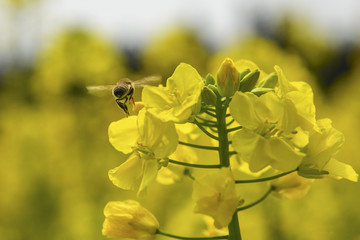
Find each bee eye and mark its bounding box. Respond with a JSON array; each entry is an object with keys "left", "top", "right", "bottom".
[{"left": 113, "top": 86, "right": 125, "bottom": 98}]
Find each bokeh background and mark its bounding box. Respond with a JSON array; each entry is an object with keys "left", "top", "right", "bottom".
[{"left": 1, "top": 0, "right": 360, "bottom": 239}]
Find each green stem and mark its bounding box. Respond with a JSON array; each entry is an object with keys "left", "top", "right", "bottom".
[
  {"left": 237, "top": 187, "right": 273, "bottom": 212},
  {"left": 194, "top": 119, "right": 219, "bottom": 140},
  {"left": 196, "top": 115, "right": 218, "bottom": 125},
  {"left": 227, "top": 126, "right": 242, "bottom": 132},
  {"left": 178, "top": 141, "right": 219, "bottom": 151},
  {"left": 215, "top": 97, "right": 241, "bottom": 240},
  {"left": 168, "top": 159, "right": 222, "bottom": 169},
  {"left": 156, "top": 230, "right": 228, "bottom": 239},
  {"left": 229, "top": 151, "right": 237, "bottom": 156},
  {"left": 228, "top": 213, "right": 241, "bottom": 240},
  {"left": 216, "top": 99, "right": 230, "bottom": 166},
  {"left": 204, "top": 107, "right": 216, "bottom": 113},
  {"left": 235, "top": 169, "right": 297, "bottom": 184},
  {"left": 204, "top": 110, "right": 217, "bottom": 118},
  {"left": 226, "top": 119, "right": 235, "bottom": 126},
  {"left": 209, "top": 127, "right": 218, "bottom": 133},
  {"left": 195, "top": 119, "right": 218, "bottom": 127}
]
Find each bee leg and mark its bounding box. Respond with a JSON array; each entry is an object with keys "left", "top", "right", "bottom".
[
  {"left": 115, "top": 99, "right": 129, "bottom": 117},
  {"left": 124, "top": 93, "right": 135, "bottom": 106},
  {"left": 125, "top": 91, "right": 135, "bottom": 106},
  {"left": 131, "top": 96, "right": 135, "bottom": 106}
]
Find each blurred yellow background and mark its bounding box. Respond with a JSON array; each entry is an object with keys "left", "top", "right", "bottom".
[{"left": 0, "top": 0, "right": 360, "bottom": 239}]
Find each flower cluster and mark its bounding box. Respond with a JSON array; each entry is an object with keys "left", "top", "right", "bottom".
[{"left": 101, "top": 58, "right": 358, "bottom": 240}]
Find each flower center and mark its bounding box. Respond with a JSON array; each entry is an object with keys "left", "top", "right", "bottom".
[{"left": 257, "top": 121, "right": 283, "bottom": 138}]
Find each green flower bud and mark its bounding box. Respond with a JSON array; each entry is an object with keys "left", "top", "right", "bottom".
[
  {"left": 257, "top": 72, "right": 278, "bottom": 88},
  {"left": 239, "top": 68, "right": 251, "bottom": 80},
  {"left": 201, "top": 86, "right": 217, "bottom": 106},
  {"left": 251, "top": 87, "right": 274, "bottom": 97},
  {"left": 297, "top": 166, "right": 329, "bottom": 179},
  {"left": 205, "top": 73, "right": 216, "bottom": 85},
  {"left": 239, "top": 69, "right": 260, "bottom": 92},
  {"left": 216, "top": 58, "right": 240, "bottom": 97},
  {"left": 207, "top": 84, "right": 220, "bottom": 98}
]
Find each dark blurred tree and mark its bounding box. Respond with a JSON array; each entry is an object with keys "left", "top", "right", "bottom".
[{"left": 267, "top": 17, "right": 352, "bottom": 90}]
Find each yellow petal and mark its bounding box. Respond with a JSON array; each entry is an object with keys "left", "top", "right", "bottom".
[
  {"left": 232, "top": 129, "right": 271, "bottom": 172},
  {"left": 108, "top": 153, "right": 143, "bottom": 191},
  {"left": 137, "top": 109, "right": 178, "bottom": 158},
  {"left": 229, "top": 92, "right": 259, "bottom": 130},
  {"left": 108, "top": 116, "right": 138, "bottom": 154},
  {"left": 268, "top": 137, "right": 305, "bottom": 172},
  {"left": 234, "top": 59, "right": 268, "bottom": 81},
  {"left": 323, "top": 158, "right": 358, "bottom": 182}
]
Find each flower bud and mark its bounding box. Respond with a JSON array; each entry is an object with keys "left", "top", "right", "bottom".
[
  {"left": 216, "top": 58, "right": 240, "bottom": 97},
  {"left": 239, "top": 68, "right": 251, "bottom": 80},
  {"left": 205, "top": 73, "right": 216, "bottom": 85},
  {"left": 239, "top": 69, "right": 260, "bottom": 92},
  {"left": 201, "top": 86, "right": 217, "bottom": 106},
  {"left": 251, "top": 87, "right": 274, "bottom": 97},
  {"left": 257, "top": 72, "right": 278, "bottom": 88},
  {"left": 297, "top": 166, "right": 329, "bottom": 179}
]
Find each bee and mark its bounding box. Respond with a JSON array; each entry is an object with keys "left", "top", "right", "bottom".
[{"left": 86, "top": 76, "right": 161, "bottom": 116}]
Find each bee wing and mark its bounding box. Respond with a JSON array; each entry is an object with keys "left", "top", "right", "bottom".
[
  {"left": 133, "top": 75, "right": 162, "bottom": 87},
  {"left": 86, "top": 85, "right": 116, "bottom": 97}
]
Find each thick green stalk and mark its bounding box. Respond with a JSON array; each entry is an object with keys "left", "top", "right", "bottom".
[
  {"left": 216, "top": 98, "right": 241, "bottom": 240},
  {"left": 228, "top": 212, "right": 242, "bottom": 240},
  {"left": 216, "top": 99, "right": 230, "bottom": 167}
]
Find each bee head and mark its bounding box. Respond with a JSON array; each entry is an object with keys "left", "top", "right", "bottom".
[{"left": 112, "top": 79, "right": 134, "bottom": 99}]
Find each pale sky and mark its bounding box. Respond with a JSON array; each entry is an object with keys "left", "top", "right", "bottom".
[{"left": 1, "top": 0, "right": 360, "bottom": 65}]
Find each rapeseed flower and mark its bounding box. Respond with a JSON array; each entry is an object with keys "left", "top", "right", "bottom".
[
  {"left": 108, "top": 109, "right": 178, "bottom": 194},
  {"left": 299, "top": 118, "right": 358, "bottom": 181},
  {"left": 142, "top": 63, "right": 204, "bottom": 123},
  {"left": 230, "top": 91, "right": 305, "bottom": 172},
  {"left": 102, "top": 200, "right": 159, "bottom": 240},
  {"left": 192, "top": 168, "right": 241, "bottom": 229}
]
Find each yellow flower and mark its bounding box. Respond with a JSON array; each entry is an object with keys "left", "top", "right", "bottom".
[
  {"left": 102, "top": 200, "right": 159, "bottom": 240},
  {"left": 275, "top": 65, "right": 318, "bottom": 132},
  {"left": 142, "top": 63, "right": 204, "bottom": 123},
  {"left": 192, "top": 168, "right": 241, "bottom": 229},
  {"left": 271, "top": 172, "right": 313, "bottom": 199},
  {"left": 299, "top": 118, "right": 358, "bottom": 181},
  {"left": 108, "top": 109, "right": 178, "bottom": 194},
  {"left": 230, "top": 91, "right": 305, "bottom": 172}
]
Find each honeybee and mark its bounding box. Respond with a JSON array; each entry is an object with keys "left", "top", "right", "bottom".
[{"left": 86, "top": 76, "right": 161, "bottom": 116}]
